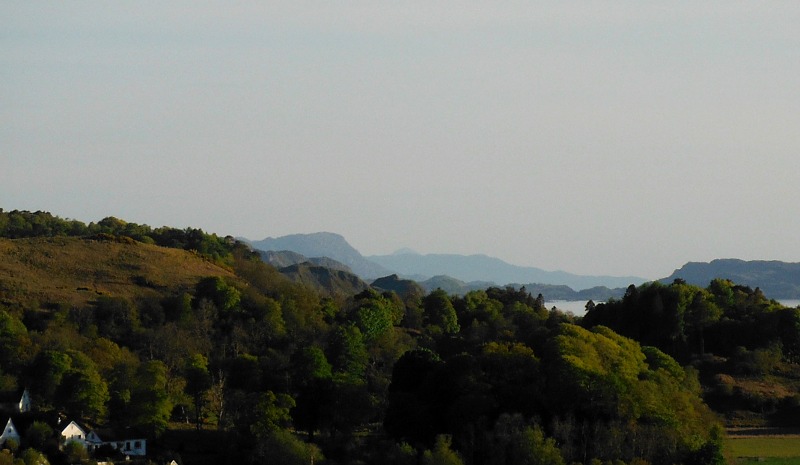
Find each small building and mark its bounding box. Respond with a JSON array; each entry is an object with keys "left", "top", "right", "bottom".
[
  {"left": 61, "top": 420, "right": 87, "bottom": 445},
  {"left": 60, "top": 420, "right": 146, "bottom": 457},
  {"left": 0, "top": 418, "right": 20, "bottom": 447},
  {"left": 106, "top": 438, "right": 146, "bottom": 456}
]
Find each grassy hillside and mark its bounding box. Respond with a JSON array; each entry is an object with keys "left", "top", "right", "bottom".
[{"left": 0, "top": 236, "right": 235, "bottom": 308}]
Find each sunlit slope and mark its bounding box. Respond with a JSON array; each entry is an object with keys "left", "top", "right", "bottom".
[{"left": 0, "top": 236, "right": 235, "bottom": 307}]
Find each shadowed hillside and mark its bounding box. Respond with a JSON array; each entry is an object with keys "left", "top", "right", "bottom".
[{"left": 278, "top": 262, "right": 369, "bottom": 298}]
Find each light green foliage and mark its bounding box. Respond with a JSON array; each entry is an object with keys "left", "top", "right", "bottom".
[
  {"left": 423, "top": 435, "right": 464, "bottom": 465},
  {"left": 129, "top": 360, "right": 172, "bottom": 436},
  {"left": 423, "top": 289, "right": 460, "bottom": 334},
  {"left": 488, "top": 414, "right": 564, "bottom": 465},
  {"left": 726, "top": 436, "right": 800, "bottom": 459},
  {"left": 641, "top": 346, "right": 684, "bottom": 381},
  {"left": 549, "top": 324, "right": 720, "bottom": 462},
  {"left": 328, "top": 323, "right": 368, "bottom": 381},
  {"left": 54, "top": 352, "right": 109, "bottom": 420},
  {"left": 19, "top": 448, "right": 49, "bottom": 465},
  {"left": 0, "top": 210, "right": 88, "bottom": 238},
  {"left": 85, "top": 337, "right": 138, "bottom": 377},
  {"left": 195, "top": 277, "right": 241, "bottom": 313},
  {"left": 464, "top": 290, "right": 503, "bottom": 323},
  {"left": 350, "top": 290, "right": 404, "bottom": 341},
  {"left": 253, "top": 429, "right": 324, "bottom": 465},
  {"left": 483, "top": 341, "right": 537, "bottom": 359},
  {"left": 294, "top": 346, "right": 332, "bottom": 382},
  {"left": 553, "top": 325, "right": 647, "bottom": 410}
]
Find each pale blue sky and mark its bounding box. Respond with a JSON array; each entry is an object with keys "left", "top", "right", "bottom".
[{"left": 3, "top": 2, "right": 799, "bottom": 279}]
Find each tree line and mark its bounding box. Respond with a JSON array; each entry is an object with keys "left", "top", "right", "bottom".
[{"left": 4, "top": 210, "right": 797, "bottom": 464}]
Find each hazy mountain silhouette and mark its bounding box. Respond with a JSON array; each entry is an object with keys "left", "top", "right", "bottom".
[
  {"left": 249, "top": 232, "right": 392, "bottom": 279},
  {"left": 260, "top": 249, "right": 354, "bottom": 273},
  {"left": 368, "top": 251, "right": 645, "bottom": 291},
  {"left": 249, "top": 233, "right": 646, "bottom": 290}
]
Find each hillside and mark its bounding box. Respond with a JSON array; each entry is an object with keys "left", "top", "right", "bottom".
[
  {"left": 0, "top": 236, "right": 235, "bottom": 308},
  {"left": 662, "top": 259, "right": 800, "bottom": 299},
  {"left": 277, "top": 262, "right": 369, "bottom": 298},
  {"left": 3, "top": 210, "right": 796, "bottom": 464},
  {"left": 370, "top": 274, "right": 425, "bottom": 301}
]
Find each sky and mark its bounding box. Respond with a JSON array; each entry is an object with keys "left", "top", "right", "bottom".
[{"left": 3, "top": 2, "right": 800, "bottom": 280}]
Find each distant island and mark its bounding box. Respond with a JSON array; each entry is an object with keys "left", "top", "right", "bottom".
[{"left": 661, "top": 259, "right": 800, "bottom": 299}]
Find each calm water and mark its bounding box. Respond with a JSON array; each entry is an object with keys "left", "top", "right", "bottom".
[
  {"left": 547, "top": 299, "right": 800, "bottom": 317},
  {"left": 545, "top": 300, "right": 596, "bottom": 316}
]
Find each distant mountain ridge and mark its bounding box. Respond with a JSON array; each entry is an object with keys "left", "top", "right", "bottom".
[
  {"left": 368, "top": 251, "right": 645, "bottom": 291},
  {"left": 248, "top": 232, "right": 392, "bottom": 279},
  {"left": 260, "top": 249, "right": 354, "bottom": 273},
  {"left": 662, "top": 259, "right": 800, "bottom": 299},
  {"left": 247, "top": 232, "right": 646, "bottom": 291}
]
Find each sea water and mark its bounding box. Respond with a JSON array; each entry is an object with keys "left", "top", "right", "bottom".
[{"left": 547, "top": 299, "right": 800, "bottom": 318}]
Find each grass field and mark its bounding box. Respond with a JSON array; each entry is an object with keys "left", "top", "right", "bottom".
[
  {"left": 726, "top": 436, "right": 800, "bottom": 464},
  {"left": 0, "top": 236, "right": 234, "bottom": 307},
  {"left": 729, "top": 459, "right": 800, "bottom": 465}
]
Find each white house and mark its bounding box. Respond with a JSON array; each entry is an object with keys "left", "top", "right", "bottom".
[
  {"left": 104, "top": 438, "right": 147, "bottom": 457},
  {"left": 0, "top": 418, "right": 20, "bottom": 446},
  {"left": 60, "top": 420, "right": 146, "bottom": 457},
  {"left": 61, "top": 420, "right": 87, "bottom": 445}
]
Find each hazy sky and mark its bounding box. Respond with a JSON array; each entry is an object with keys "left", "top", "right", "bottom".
[{"left": 3, "top": 3, "right": 800, "bottom": 279}]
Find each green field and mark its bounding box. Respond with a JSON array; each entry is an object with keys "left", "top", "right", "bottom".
[
  {"left": 730, "top": 459, "right": 799, "bottom": 465},
  {"left": 726, "top": 437, "right": 800, "bottom": 464}
]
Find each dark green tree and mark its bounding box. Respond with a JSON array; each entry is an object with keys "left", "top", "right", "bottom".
[{"left": 184, "top": 354, "right": 212, "bottom": 430}]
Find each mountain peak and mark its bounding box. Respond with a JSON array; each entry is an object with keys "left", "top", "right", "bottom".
[{"left": 248, "top": 232, "right": 392, "bottom": 279}]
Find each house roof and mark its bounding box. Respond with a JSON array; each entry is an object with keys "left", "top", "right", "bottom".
[{"left": 60, "top": 419, "right": 91, "bottom": 436}]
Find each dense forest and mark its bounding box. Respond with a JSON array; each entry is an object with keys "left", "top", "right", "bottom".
[{"left": 1, "top": 210, "right": 799, "bottom": 465}]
